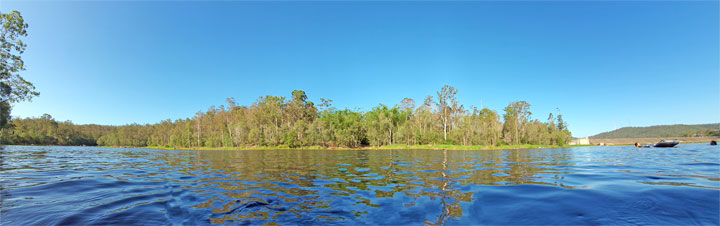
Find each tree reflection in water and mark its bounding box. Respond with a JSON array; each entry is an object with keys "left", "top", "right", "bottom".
[
  {"left": 4, "top": 145, "right": 718, "bottom": 225},
  {"left": 426, "top": 149, "right": 452, "bottom": 225},
  {"left": 143, "top": 148, "right": 573, "bottom": 224}
]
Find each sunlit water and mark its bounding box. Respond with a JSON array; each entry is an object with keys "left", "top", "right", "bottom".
[{"left": 1, "top": 144, "right": 718, "bottom": 225}]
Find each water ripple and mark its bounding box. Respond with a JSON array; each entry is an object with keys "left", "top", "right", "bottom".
[{"left": 1, "top": 144, "right": 718, "bottom": 225}]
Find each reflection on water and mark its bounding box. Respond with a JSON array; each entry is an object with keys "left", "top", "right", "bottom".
[{"left": 1, "top": 144, "right": 718, "bottom": 225}]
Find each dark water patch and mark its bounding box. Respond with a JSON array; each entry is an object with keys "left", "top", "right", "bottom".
[
  {"left": 10, "top": 179, "right": 166, "bottom": 197},
  {"left": 680, "top": 162, "right": 720, "bottom": 166}
]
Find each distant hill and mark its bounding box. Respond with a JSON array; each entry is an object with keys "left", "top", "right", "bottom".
[{"left": 590, "top": 123, "right": 720, "bottom": 139}]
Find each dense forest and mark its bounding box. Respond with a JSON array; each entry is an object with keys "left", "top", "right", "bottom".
[
  {"left": 591, "top": 123, "right": 720, "bottom": 139},
  {"left": 0, "top": 114, "right": 113, "bottom": 146},
  {"left": 1, "top": 85, "right": 572, "bottom": 148}
]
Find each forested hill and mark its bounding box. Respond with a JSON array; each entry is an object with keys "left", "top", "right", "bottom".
[{"left": 590, "top": 123, "right": 720, "bottom": 139}]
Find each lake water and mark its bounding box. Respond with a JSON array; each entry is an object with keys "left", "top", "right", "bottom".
[{"left": 1, "top": 144, "right": 718, "bottom": 225}]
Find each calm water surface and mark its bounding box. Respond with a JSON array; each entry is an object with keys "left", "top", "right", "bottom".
[{"left": 1, "top": 144, "right": 718, "bottom": 225}]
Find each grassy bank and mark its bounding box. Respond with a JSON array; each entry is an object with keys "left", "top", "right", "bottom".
[{"left": 141, "top": 144, "right": 583, "bottom": 151}]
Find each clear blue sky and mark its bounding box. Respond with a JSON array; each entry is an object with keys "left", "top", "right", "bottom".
[{"left": 2, "top": 1, "right": 718, "bottom": 137}]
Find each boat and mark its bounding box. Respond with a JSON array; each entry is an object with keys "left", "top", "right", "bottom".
[{"left": 654, "top": 139, "right": 679, "bottom": 148}]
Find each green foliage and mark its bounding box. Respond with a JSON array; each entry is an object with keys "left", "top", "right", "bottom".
[
  {"left": 0, "top": 101, "right": 9, "bottom": 127},
  {"left": 0, "top": 114, "right": 113, "bottom": 145},
  {"left": 364, "top": 104, "right": 406, "bottom": 146},
  {"left": 317, "top": 108, "right": 365, "bottom": 147},
  {"left": 502, "top": 101, "right": 531, "bottom": 145},
  {"left": 0, "top": 10, "right": 39, "bottom": 128},
  {"left": 2, "top": 86, "right": 574, "bottom": 148},
  {"left": 591, "top": 123, "right": 720, "bottom": 139},
  {"left": 436, "top": 84, "right": 459, "bottom": 141}
]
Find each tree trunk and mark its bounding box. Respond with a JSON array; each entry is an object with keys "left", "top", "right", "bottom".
[
  {"left": 443, "top": 117, "right": 448, "bottom": 141},
  {"left": 388, "top": 128, "right": 393, "bottom": 145},
  {"left": 513, "top": 120, "right": 519, "bottom": 144}
]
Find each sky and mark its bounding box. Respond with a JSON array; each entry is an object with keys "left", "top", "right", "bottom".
[{"left": 1, "top": 1, "right": 718, "bottom": 137}]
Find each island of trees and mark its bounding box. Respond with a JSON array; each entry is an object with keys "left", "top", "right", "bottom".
[{"left": 0, "top": 85, "right": 572, "bottom": 149}]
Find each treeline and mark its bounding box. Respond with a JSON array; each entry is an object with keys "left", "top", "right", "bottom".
[
  {"left": 1, "top": 85, "right": 572, "bottom": 148},
  {"left": 0, "top": 114, "right": 113, "bottom": 145},
  {"left": 683, "top": 129, "right": 720, "bottom": 137},
  {"left": 591, "top": 123, "right": 720, "bottom": 139}
]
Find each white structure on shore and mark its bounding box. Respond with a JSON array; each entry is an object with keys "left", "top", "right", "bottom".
[{"left": 569, "top": 137, "right": 590, "bottom": 145}]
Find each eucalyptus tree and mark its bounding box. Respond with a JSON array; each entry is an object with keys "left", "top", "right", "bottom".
[
  {"left": 223, "top": 97, "right": 238, "bottom": 146},
  {"left": 478, "top": 107, "right": 501, "bottom": 145},
  {"left": 194, "top": 110, "right": 204, "bottom": 146},
  {"left": 0, "top": 10, "right": 39, "bottom": 127},
  {"left": 251, "top": 95, "right": 285, "bottom": 145},
  {"left": 400, "top": 97, "right": 415, "bottom": 112},
  {"left": 450, "top": 101, "right": 466, "bottom": 143},
  {"left": 502, "top": 101, "right": 531, "bottom": 145},
  {"left": 435, "top": 85, "right": 458, "bottom": 142},
  {"left": 397, "top": 97, "right": 415, "bottom": 145},
  {"left": 317, "top": 109, "right": 364, "bottom": 147},
  {"left": 413, "top": 103, "right": 439, "bottom": 145},
  {"left": 365, "top": 104, "right": 395, "bottom": 146},
  {"left": 4, "top": 86, "right": 574, "bottom": 147}
]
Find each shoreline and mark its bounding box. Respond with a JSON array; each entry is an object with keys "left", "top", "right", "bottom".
[
  {"left": 6, "top": 140, "right": 715, "bottom": 151},
  {"left": 137, "top": 144, "right": 587, "bottom": 151},
  {"left": 0, "top": 144, "right": 590, "bottom": 151}
]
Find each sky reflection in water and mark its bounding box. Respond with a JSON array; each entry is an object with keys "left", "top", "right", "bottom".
[{"left": 1, "top": 144, "right": 718, "bottom": 225}]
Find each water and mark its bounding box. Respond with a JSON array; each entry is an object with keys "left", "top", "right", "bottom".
[{"left": 1, "top": 144, "right": 718, "bottom": 225}]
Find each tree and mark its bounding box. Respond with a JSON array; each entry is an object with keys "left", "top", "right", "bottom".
[
  {"left": 436, "top": 85, "right": 458, "bottom": 142},
  {"left": 478, "top": 108, "right": 501, "bottom": 145},
  {"left": 0, "top": 10, "right": 39, "bottom": 127},
  {"left": 555, "top": 109, "right": 571, "bottom": 145},
  {"left": 318, "top": 98, "right": 333, "bottom": 110},
  {"left": 400, "top": 97, "right": 415, "bottom": 111},
  {"left": 502, "top": 101, "right": 531, "bottom": 145},
  {"left": 397, "top": 98, "right": 415, "bottom": 144},
  {"left": 194, "top": 111, "right": 203, "bottom": 146},
  {"left": 284, "top": 90, "right": 316, "bottom": 147},
  {"left": 2, "top": 87, "right": 573, "bottom": 148},
  {"left": 364, "top": 104, "right": 405, "bottom": 146},
  {"left": 556, "top": 112, "right": 567, "bottom": 131}
]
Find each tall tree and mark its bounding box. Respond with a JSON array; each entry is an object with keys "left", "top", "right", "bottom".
[
  {"left": 400, "top": 97, "right": 415, "bottom": 111},
  {"left": 436, "top": 85, "right": 458, "bottom": 142},
  {"left": 397, "top": 98, "right": 415, "bottom": 144},
  {"left": 194, "top": 111, "right": 203, "bottom": 146},
  {"left": 0, "top": 10, "right": 39, "bottom": 127},
  {"left": 555, "top": 109, "right": 571, "bottom": 145},
  {"left": 479, "top": 108, "right": 501, "bottom": 145},
  {"left": 502, "top": 101, "right": 531, "bottom": 145}
]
